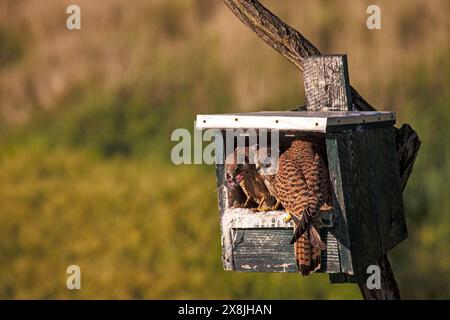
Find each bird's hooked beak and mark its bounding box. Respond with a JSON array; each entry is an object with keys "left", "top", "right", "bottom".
[{"left": 226, "top": 172, "right": 244, "bottom": 188}]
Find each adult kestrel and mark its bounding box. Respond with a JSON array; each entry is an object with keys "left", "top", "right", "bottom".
[{"left": 254, "top": 137, "right": 332, "bottom": 276}]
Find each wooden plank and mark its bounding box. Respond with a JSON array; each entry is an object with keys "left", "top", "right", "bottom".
[
  {"left": 214, "top": 130, "right": 234, "bottom": 271},
  {"left": 350, "top": 130, "right": 383, "bottom": 273},
  {"left": 325, "top": 134, "right": 354, "bottom": 274},
  {"left": 221, "top": 209, "right": 292, "bottom": 272},
  {"left": 374, "top": 127, "right": 407, "bottom": 252},
  {"left": 196, "top": 111, "right": 396, "bottom": 132},
  {"left": 221, "top": 208, "right": 339, "bottom": 273},
  {"left": 232, "top": 228, "right": 341, "bottom": 273},
  {"left": 303, "top": 55, "right": 352, "bottom": 112},
  {"left": 318, "top": 228, "right": 341, "bottom": 273},
  {"left": 233, "top": 229, "right": 297, "bottom": 272},
  {"left": 326, "top": 121, "right": 395, "bottom": 133}
]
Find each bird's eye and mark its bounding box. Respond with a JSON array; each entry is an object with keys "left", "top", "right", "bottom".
[{"left": 261, "top": 158, "right": 271, "bottom": 168}]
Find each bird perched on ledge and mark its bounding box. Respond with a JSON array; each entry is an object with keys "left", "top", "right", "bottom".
[
  {"left": 254, "top": 137, "right": 332, "bottom": 276},
  {"left": 225, "top": 146, "right": 278, "bottom": 211}
]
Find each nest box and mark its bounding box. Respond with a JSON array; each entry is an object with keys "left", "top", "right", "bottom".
[{"left": 195, "top": 55, "right": 407, "bottom": 283}]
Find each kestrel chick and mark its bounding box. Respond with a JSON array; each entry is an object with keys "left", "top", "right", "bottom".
[{"left": 225, "top": 146, "right": 278, "bottom": 211}]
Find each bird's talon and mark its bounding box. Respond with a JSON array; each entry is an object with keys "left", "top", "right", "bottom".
[{"left": 284, "top": 213, "right": 293, "bottom": 223}]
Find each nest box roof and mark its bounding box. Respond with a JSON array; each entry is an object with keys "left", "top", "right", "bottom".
[{"left": 196, "top": 111, "right": 396, "bottom": 132}]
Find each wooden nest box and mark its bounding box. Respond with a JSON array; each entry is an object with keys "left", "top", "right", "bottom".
[{"left": 196, "top": 55, "right": 407, "bottom": 283}]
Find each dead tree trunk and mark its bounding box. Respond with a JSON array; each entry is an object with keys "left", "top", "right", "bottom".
[{"left": 223, "top": 0, "right": 421, "bottom": 300}]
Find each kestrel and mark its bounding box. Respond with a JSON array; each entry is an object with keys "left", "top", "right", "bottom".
[
  {"left": 225, "top": 146, "right": 278, "bottom": 211},
  {"left": 254, "top": 137, "right": 332, "bottom": 276}
]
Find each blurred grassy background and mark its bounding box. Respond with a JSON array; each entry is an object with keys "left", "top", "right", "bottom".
[{"left": 0, "top": 0, "right": 449, "bottom": 299}]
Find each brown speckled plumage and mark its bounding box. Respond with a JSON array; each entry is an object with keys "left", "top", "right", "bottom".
[{"left": 256, "top": 137, "right": 332, "bottom": 276}]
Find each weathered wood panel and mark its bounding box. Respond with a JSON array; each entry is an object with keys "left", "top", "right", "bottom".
[
  {"left": 233, "top": 229, "right": 297, "bottom": 272},
  {"left": 326, "top": 134, "right": 354, "bottom": 274},
  {"left": 351, "top": 127, "right": 405, "bottom": 272},
  {"left": 214, "top": 130, "right": 233, "bottom": 270},
  {"left": 375, "top": 127, "right": 407, "bottom": 251},
  {"left": 326, "top": 127, "right": 406, "bottom": 279},
  {"left": 303, "top": 55, "right": 352, "bottom": 112},
  {"left": 352, "top": 129, "right": 383, "bottom": 273},
  {"left": 232, "top": 227, "right": 341, "bottom": 273},
  {"left": 318, "top": 228, "right": 341, "bottom": 273},
  {"left": 221, "top": 208, "right": 339, "bottom": 273}
]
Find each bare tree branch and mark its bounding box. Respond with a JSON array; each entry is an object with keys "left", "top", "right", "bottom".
[{"left": 223, "top": 0, "right": 320, "bottom": 69}]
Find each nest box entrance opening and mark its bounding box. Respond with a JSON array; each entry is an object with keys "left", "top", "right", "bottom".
[{"left": 224, "top": 131, "right": 330, "bottom": 213}]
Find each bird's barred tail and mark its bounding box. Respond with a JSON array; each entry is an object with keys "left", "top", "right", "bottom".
[{"left": 295, "top": 227, "right": 325, "bottom": 276}]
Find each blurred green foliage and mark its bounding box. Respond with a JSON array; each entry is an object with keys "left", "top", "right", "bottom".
[{"left": 0, "top": 0, "right": 449, "bottom": 299}]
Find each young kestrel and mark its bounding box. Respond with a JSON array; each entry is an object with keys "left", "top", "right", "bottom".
[{"left": 225, "top": 146, "right": 278, "bottom": 211}]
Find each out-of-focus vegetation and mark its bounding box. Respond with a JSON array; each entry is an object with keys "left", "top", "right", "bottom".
[{"left": 0, "top": 0, "right": 449, "bottom": 299}]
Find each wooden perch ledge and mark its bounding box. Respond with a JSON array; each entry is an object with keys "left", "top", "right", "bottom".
[{"left": 222, "top": 0, "right": 422, "bottom": 300}]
